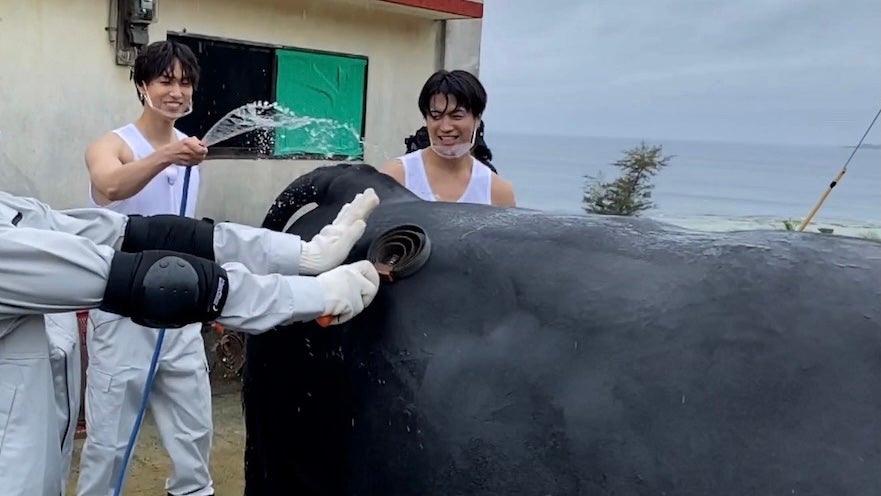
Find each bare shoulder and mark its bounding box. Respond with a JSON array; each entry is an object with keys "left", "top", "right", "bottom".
[
  {"left": 378, "top": 158, "right": 405, "bottom": 184},
  {"left": 85, "top": 131, "right": 129, "bottom": 166},
  {"left": 491, "top": 173, "right": 517, "bottom": 207}
]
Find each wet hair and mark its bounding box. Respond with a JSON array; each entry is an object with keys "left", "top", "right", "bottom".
[
  {"left": 471, "top": 121, "right": 496, "bottom": 173},
  {"left": 404, "top": 120, "right": 498, "bottom": 174},
  {"left": 417, "top": 69, "right": 487, "bottom": 118},
  {"left": 131, "top": 40, "right": 200, "bottom": 103}
]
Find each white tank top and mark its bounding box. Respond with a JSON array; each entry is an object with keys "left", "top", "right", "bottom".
[
  {"left": 399, "top": 150, "right": 492, "bottom": 204},
  {"left": 88, "top": 123, "right": 200, "bottom": 217}
]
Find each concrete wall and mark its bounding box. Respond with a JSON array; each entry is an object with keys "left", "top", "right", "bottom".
[
  {"left": 0, "top": 0, "right": 464, "bottom": 225},
  {"left": 444, "top": 18, "right": 483, "bottom": 76}
]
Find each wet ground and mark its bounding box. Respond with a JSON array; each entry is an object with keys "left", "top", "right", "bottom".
[
  {"left": 65, "top": 384, "right": 245, "bottom": 495},
  {"left": 65, "top": 326, "right": 249, "bottom": 496}
]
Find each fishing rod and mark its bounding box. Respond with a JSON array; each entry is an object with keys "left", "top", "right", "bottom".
[{"left": 797, "top": 107, "right": 881, "bottom": 232}]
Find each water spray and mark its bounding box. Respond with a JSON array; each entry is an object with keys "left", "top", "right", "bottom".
[
  {"left": 113, "top": 101, "right": 365, "bottom": 495},
  {"left": 201, "top": 101, "right": 362, "bottom": 150}
]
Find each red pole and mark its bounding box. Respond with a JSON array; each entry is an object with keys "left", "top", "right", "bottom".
[{"left": 75, "top": 311, "right": 89, "bottom": 439}]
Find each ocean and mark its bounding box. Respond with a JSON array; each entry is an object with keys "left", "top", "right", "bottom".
[{"left": 485, "top": 132, "right": 881, "bottom": 238}]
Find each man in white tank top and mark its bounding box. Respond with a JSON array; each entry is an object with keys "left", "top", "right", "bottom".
[
  {"left": 380, "top": 70, "right": 516, "bottom": 207},
  {"left": 76, "top": 41, "right": 215, "bottom": 496}
]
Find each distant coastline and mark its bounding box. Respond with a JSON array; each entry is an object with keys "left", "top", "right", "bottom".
[{"left": 844, "top": 143, "right": 881, "bottom": 149}]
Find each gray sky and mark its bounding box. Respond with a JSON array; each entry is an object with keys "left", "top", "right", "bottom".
[{"left": 478, "top": 0, "right": 880, "bottom": 146}]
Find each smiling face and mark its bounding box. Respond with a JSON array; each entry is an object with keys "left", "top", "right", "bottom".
[
  {"left": 140, "top": 59, "right": 194, "bottom": 120},
  {"left": 417, "top": 70, "right": 488, "bottom": 160},
  {"left": 132, "top": 40, "right": 200, "bottom": 121},
  {"left": 425, "top": 93, "right": 480, "bottom": 151}
]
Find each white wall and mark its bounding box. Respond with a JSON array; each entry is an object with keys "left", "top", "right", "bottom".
[
  {"left": 0, "top": 0, "right": 463, "bottom": 225},
  {"left": 445, "top": 18, "right": 483, "bottom": 76}
]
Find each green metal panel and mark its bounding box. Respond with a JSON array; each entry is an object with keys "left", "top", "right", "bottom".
[{"left": 273, "top": 49, "right": 367, "bottom": 158}]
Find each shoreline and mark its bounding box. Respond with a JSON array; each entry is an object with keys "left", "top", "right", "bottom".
[{"left": 646, "top": 213, "right": 881, "bottom": 240}]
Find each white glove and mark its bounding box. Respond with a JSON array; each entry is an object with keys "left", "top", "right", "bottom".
[
  {"left": 315, "top": 260, "right": 381, "bottom": 325},
  {"left": 299, "top": 188, "right": 380, "bottom": 275}
]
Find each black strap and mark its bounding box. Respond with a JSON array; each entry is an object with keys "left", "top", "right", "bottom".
[{"left": 121, "top": 214, "right": 215, "bottom": 261}]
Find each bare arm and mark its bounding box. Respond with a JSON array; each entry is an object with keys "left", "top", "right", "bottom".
[
  {"left": 85, "top": 132, "right": 175, "bottom": 204},
  {"left": 378, "top": 159, "right": 406, "bottom": 185},
  {"left": 491, "top": 175, "right": 517, "bottom": 207},
  {"left": 85, "top": 132, "right": 207, "bottom": 204}
]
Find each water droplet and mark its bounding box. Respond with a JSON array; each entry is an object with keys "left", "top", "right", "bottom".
[{"left": 200, "top": 100, "right": 364, "bottom": 154}]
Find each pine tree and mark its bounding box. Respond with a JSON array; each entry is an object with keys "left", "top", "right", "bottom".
[{"left": 582, "top": 142, "right": 673, "bottom": 216}]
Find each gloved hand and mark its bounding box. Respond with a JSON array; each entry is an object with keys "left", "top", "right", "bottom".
[
  {"left": 315, "top": 260, "right": 381, "bottom": 325},
  {"left": 299, "top": 188, "right": 380, "bottom": 275}
]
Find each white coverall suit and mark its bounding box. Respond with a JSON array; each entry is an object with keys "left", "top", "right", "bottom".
[
  {"left": 77, "top": 123, "right": 215, "bottom": 496},
  {"left": 46, "top": 311, "right": 86, "bottom": 495},
  {"left": 0, "top": 188, "right": 379, "bottom": 496}
]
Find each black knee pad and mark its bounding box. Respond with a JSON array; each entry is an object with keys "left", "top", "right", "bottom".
[
  {"left": 122, "top": 215, "right": 216, "bottom": 261},
  {"left": 100, "top": 250, "right": 229, "bottom": 329}
]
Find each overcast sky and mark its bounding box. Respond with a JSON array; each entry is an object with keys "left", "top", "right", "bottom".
[{"left": 478, "top": 0, "right": 880, "bottom": 146}]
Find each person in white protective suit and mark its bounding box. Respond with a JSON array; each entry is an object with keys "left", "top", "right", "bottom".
[
  {"left": 77, "top": 39, "right": 214, "bottom": 496},
  {"left": 45, "top": 311, "right": 87, "bottom": 493},
  {"left": 0, "top": 187, "right": 381, "bottom": 496}
]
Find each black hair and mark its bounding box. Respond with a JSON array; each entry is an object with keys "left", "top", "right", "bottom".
[
  {"left": 131, "top": 40, "right": 200, "bottom": 103},
  {"left": 471, "top": 120, "right": 495, "bottom": 172},
  {"left": 417, "top": 69, "right": 487, "bottom": 118}
]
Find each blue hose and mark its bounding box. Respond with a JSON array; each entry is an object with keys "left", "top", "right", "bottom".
[{"left": 113, "top": 165, "right": 192, "bottom": 496}]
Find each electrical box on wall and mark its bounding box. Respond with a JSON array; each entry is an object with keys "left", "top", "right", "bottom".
[{"left": 114, "top": 0, "right": 157, "bottom": 66}]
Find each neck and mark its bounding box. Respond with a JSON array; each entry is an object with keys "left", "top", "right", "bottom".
[
  {"left": 423, "top": 148, "right": 473, "bottom": 174},
  {"left": 134, "top": 110, "right": 177, "bottom": 145}
]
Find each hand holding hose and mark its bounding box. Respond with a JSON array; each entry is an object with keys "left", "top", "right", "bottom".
[
  {"left": 299, "top": 188, "right": 380, "bottom": 275},
  {"left": 159, "top": 137, "right": 208, "bottom": 166},
  {"left": 315, "top": 260, "right": 380, "bottom": 326}
]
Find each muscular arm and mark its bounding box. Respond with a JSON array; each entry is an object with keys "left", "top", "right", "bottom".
[{"left": 85, "top": 132, "right": 173, "bottom": 204}]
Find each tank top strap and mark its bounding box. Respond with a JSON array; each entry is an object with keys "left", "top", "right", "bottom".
[
  {"left": 112, "top": 123, "right": 155, "bottom": 161},
  {"left": 399, "top": 150, "right": 435, "bottom": 201},
  {"left": 458, "top": 159, "right": 493, "bottom": 205}
]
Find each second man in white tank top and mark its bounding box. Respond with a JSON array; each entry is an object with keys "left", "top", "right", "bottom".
[{"left": 380, "top": 69, "right": 516, "bottom": 207}]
